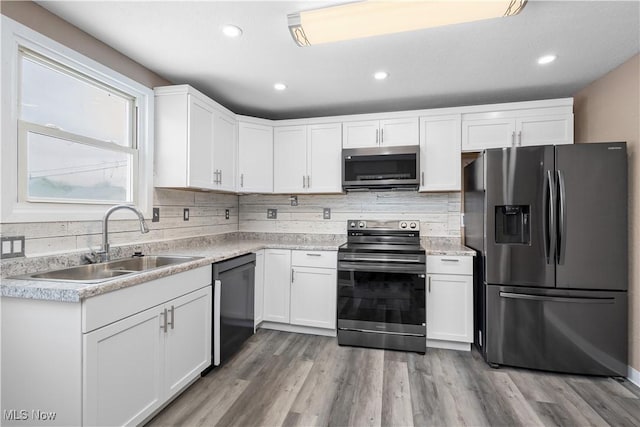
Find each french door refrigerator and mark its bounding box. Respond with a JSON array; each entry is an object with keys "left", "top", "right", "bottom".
[{"left": 464, "top": 142, "right": 627, "bottom": 376}]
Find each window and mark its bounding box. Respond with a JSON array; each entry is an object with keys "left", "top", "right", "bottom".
[{"left": 1, "top": 16, "right": 153, "bottom": 222}]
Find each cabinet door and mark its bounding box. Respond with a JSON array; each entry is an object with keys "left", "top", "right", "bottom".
[
  {"left": 380, "top": 117, "right": 419, "bottom": 146},
  {"left": 273, "top": 125, "right": 308, "bottom": 193},
  {"left": 516, "top": 113, "right": 574, "bottom": 146},
  {"left": 426, "top": 274, "right": 473, "bottom": 343},
  {"left": 238, "top": 122, "right": 273, "bottom": 193},
  {"left": 254, "top": 250, "right": 265, "bottom": 328},
  {"left": 263, "top": 249, "right": 292, "bottom": 323},
  {"left": 342, "top": 120, "right": 379, "bottom": 148},
  {"left": 290, "top": 266, "right": 337, "bottom": 329},
  {"left": 462, "top": 118, "right": 516, "bottom": 152},
  {"left": 83, "top": 306, "right": 163, "bottom": 427},
  {"left": 164, "top": 287, "right": 212, "bottom": 400},
  {"left": 307, "top": 123, "right": 342, "bottom": 193},
  {"left": 419, "top": 115, "right": 461, "bottom": 192},
  {"left": 187, "top": 94, "right": 216, "bottom": 189},
  {"left": 213, "top": 110, "right": 237, "bottom": 192}
]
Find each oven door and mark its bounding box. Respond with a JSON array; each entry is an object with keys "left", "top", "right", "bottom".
[{"left": 337, "top": 258, "right": 426, "bottom": 336}]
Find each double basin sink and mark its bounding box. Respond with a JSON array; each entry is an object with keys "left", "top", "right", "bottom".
[{"left": 17, "top": 255, "right": 202, "bottom": 284}]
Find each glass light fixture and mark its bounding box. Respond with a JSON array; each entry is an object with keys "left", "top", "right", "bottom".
[
  {"left": 274, "top": 83, "right": 287, "bottom": 91},
  {"left": 288, "top": 0, "right": 528, "bottom": 47},
  {"left": 222, "top": 24, "right": 243, "bottom": 38},
  {"left": 374, "top": 71, "right": 389, "bottom": 80},
  {"left": 537, "top": 54, "right": 557, "bottom": 65}
]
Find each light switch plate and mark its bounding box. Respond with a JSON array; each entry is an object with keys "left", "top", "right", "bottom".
[
  {"left": 183, "top": 208, "right": 190, "bottom": 221},
  {"left": 152, "top": 207, "right": 160, "bottom": 222},
  {"left": 323, "top": 208, "right": 331, "bottom": 219},
  {"left": 290, "top": 196, "right": 298, "bottom": 206},
  {"left": 225, "top": 209, "right": 230, "bottom": 220},
  {"left": 267, "top": 209, "right": 277, "bottom": 219}
]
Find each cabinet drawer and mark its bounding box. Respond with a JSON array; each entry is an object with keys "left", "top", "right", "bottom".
[
  {"left": 427, "top": 255, "right": 473, "bottom": 275},
  {"left": 291, "top": 250, "right": 337, "bottom": 269}
]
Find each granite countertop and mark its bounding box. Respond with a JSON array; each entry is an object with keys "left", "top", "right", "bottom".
[{"left": 1, "top": 235, "right": 474, "bottom": 303}]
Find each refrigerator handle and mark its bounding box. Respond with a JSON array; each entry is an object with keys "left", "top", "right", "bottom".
[
  {"left": 557, "top": 170, "right": 567, "bottom": 265},
  {"left": 499, "top": 291, "right": 614, "bottom": 304},
  {"left": 544, "top": 170, "right": 556, "bottom": 264}
]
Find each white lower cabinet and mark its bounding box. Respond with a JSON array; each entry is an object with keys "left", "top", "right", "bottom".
[
  {"left": 1, "top": 266, "right": 211, "bottom": 427},
  {"left": 260, "top": 249, "right": 337, "bottom": 335},
  {"left": 426, "top": 255, "right": 474, "bottom": 351},
  {"left": 254, "top": 249, "right": 265, "bottom": 328}
]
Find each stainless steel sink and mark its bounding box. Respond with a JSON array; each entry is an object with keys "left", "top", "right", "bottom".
[{"left": 15, "top": 255, "right": 203, "bottom": 284}]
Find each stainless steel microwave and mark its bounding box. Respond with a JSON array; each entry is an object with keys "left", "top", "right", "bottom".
[{"left": 342, "top": 145, "right": 420, "bottom": 191}]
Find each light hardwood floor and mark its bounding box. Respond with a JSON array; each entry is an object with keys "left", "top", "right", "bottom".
[{"left": 147, "top": 329, "right": 640, "bottom": 427}]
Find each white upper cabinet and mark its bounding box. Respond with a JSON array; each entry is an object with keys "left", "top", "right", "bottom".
[
  {"left": 343, "top": 118, "right": 418, "bottom": 148},
  {"left": 462, "top": 102, "right": 574, "bottom": 152},
  {"left": 212, "top": 110, "right": 237, "bottom": 192},
  {"left": 274, "top": 125, "right": 308, "bottom": 193},
  {"left": 419, "top": 114, "right": 461, "bottom": 192},
  {"left": 307, "top": 123, "right": 342, "bottom": 193},
  {"left": 155, "top": 85, "right": 235, "bottom": 191},
  {"left": 238, "top": 121, "right": 273, "bottom": 193},
  {"left": 274, "top": 123, "right": 342, "bottom": 194}
]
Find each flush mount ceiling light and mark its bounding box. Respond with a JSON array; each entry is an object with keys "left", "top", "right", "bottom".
[
  {"left": 221, "top": 24, "right": 243, "bottom": 38},
  {"left": 274, "top": 82, "right": 287, "bottom": 91},
  {"left": 374, "top": 71, "right": 389, "bottom": 80},
  {"left": 537, "top": 54, "right": 557, "bottom": 65},
  {"left": 288, "top": 0, "right": 528, "bottom": 47}
]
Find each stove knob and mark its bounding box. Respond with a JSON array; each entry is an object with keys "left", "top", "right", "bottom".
[
  {"left": 400, "top": 222, "right": 407, "bottom": 229},
  {"left": 349, "top": 221, "right": 356, "bottom": 228},
  {"left": 358, "top": 221, "right": 365, "bottom": 228},
  {"left": 410, "top": 222, "right": 417, "bottom": 229}
]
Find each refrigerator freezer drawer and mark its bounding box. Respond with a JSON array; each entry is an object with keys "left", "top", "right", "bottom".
[{"left": 485, "top": 285, "right": 627, "bottom": 376}]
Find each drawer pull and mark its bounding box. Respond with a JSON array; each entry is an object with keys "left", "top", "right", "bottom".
[
  {"left": 306, "top": 253, "right": 322, "bottom": 257},
  {"left": 441, "top": 258, "right": 460, "bottom": 262}
]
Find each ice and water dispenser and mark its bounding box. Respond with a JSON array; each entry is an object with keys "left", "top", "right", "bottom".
[{"left": 495, "top": 205, "right": 530, "bottom": 244}]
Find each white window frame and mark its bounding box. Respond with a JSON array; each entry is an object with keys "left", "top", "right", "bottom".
[{"left": 1, "top": 16, "right": 154, "bottom": 222}]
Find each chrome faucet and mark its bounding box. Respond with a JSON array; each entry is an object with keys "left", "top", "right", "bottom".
[{"left": 96, "top": 204, "right": 150, "bottom": 262}]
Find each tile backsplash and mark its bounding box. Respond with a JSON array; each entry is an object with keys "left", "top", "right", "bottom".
[
  {"left": 0, "top": 189, "right": 460, "bottom": 258},
  {"left": 0, "top": 189, "right": 239, "bottom": 257},
  {"left": 239, "top": 191, "right": 461, "bottom": 237}
]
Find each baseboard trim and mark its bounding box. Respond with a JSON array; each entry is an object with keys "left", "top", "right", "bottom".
[
  {"left": 427, "top": 339, "right": 471, "bottom": 351},
  {"left": 259, "top": 321, "right": 337, "bottom": 337},
  {"left": 628, "top": 365, "right": 640, "bottom": 387}
]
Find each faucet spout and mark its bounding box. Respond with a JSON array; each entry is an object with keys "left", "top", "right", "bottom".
[{"left": 100, "top": 204, "right": 150, "bottom": 262}]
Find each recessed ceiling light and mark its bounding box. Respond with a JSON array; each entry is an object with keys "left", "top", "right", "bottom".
[
  {"left": 537, "top": 54, "right": 557, "bottom": 65},
  {"left": 374, "top": 71, "right": 389, "bottom": 80},
  {"left": 222, "top": 24, "right": 243, "bottom": 38},
  {"left": 274, "top": 83, "right": 287, "bottom": 91}
]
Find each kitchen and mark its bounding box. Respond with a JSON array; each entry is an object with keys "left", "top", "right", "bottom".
[{"left": 1, "top": 0, "right": 639, "bottom": 426}]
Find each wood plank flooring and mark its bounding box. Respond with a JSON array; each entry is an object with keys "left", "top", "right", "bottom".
[{"left": 147, "top": 330, "right": 640, "bottom": 427}]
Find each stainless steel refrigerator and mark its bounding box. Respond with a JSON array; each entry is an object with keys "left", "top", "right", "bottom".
[{"left": 464, "top": 142, "right": 627, "bottom": 376}]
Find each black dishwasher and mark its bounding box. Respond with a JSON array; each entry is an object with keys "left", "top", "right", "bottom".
[{"left": 210, "top": 253, "right": 255, "bottom": 369}]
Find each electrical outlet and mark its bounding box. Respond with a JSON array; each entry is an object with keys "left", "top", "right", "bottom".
[
  {"left": 290, "top": 195, "right": 298, "bottom": 206},
  {"left": 267, "top": 209, "right": 277, "bottom": 219},
  {"left": 152, "top": 207, "right": 160, "bottom": 222},
  {"left": 1, "top": 236, "right": 25, "bottom": 258},
  {"left": 183, "top": 208, "right": 190, "bottom": 221},
  {"left": 323, "top": 208, "right": 331, "bottom": 219},
  {"left": 225, "top": 209, "right": 230, "bottom": 220}
]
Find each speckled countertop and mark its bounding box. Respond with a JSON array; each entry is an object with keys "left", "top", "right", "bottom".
[{"left": 1, "top": 234, "right": 474, "bottom": 303}]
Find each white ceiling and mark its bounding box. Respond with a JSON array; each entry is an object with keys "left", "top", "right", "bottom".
[{"left": 37, "top": 0, "right": 640, "bottom": 120}]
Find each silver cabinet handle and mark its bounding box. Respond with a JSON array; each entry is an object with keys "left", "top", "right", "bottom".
[
  {"left": 376, "top": 129, "right": 379, "bottom": 145},
  {"left": 160, "top": 308, "right": 168, "bottom": 332},
  {"left": 240, "top": 173, "right": 244, "bottom": 188},
  {"left": 517, "top": 131, "right": 522, "bottom": 146},
  {"left": 441, "top": 258, "right": 460, "bottom": 262},
  {"left": 306, "top": 253, "right": 322, "bottom": 257},
  {"left": 302, "top": 176, "right": 306, "bottom": 188},
  {"left": 511, "top": 131, "right": 516, "bottom": 147},
  {"left": 421, "top": 171, "right": 424, "bottom": 186},
  {"left": 428, "top": 276, "right": 431, "bottom": 292},
  {"left": 169, "top": 305, "right": 175, "bottom": 330},
  {"left": 307, "top": 175, "right": 311, "bottom": 189},
  {"left": 381, "top": 128, "right": 384, "bottom": 144},
  {"left": 291, "top": 268, "right": 295, "bottom": 283}
]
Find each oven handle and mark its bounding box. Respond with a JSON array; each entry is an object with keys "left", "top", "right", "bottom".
[{"left": 338, "top": 261, "right": 426, "bottom": 274}]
